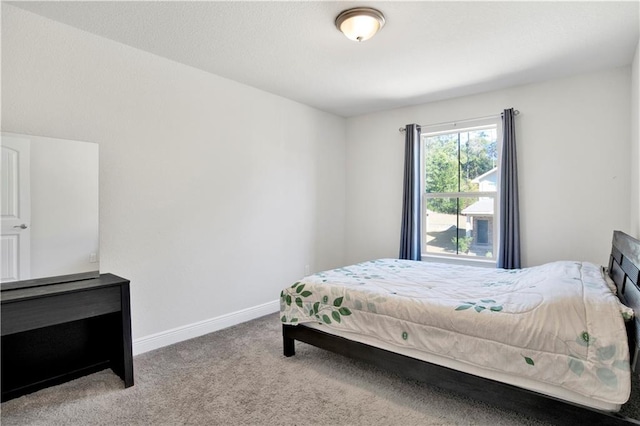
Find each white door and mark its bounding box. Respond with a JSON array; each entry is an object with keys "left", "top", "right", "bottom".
[{"left": 1, "top": 135, "right": 31, "bottom": 282}]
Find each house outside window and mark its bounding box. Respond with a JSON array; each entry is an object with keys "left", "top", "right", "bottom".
[
  {"left": 476, "top": 219, "right": 489, "bottom": 244},
  {"left": 422, "top": 119, "right": 500, "bottom": 262}
]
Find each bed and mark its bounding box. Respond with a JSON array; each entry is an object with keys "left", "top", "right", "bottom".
[{"left": 281, "top": 231, "right": 640, "bottom": 424}]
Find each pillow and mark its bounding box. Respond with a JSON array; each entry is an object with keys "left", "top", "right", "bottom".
[
  {"left": 621, "top": 305, "right": 635, "bottom": 322},
  {"left": 602, "top": 266, "right": 635, "bottom": 321},
  {"left": 601, "top": 266, "right": 618, "bottom": 294}
]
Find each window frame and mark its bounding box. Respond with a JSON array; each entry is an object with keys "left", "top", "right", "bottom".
[{"left": 420, "top": 118, "right": 502, "bottom": 265}]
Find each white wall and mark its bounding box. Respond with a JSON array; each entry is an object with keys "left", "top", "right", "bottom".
[
  {"left": 3, "top": 3, "right": 635, "bottom": 353},
  {"left": 1, "top": 5, "right": 346, "bottom": 345},
  {"left": 345, "top": 68, "right": 632, "bottom": 267},
  {"left": 631, "top": 39, "right": 640, "bottom": 239}
]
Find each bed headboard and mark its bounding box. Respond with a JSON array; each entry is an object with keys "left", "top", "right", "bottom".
[{"left": 608, "top": 230, "right": 640, "bottom": 372}]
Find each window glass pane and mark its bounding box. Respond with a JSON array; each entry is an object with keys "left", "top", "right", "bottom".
[
  {"left": 425, "top": 197, "right": 459, "bottom": 255},
  {"left": 460, "top": 128, "right": 498, "bottom": 192},
  {"left": 477, "top": 220, "right": 489, "bottom": 244},
  {"left": 426, "top": 196, "right": 495, "bottom": 258},
  {"left": 459, "top": 196, "right": 494, "bottom": 258},
  {"left": 422, "top": 123, "right": 498, "bottom": 260},
  {"left": 424, "top": 134, "right": 459, "bottom": 193}
]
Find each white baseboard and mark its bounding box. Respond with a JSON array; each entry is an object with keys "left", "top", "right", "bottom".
[{"left": 133, "top": 299, "right": 280, "bottom": 355}]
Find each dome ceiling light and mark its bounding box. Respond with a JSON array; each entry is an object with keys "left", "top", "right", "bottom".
[{"left": 335, "top": 7, "right": 386, "bottom": 42}]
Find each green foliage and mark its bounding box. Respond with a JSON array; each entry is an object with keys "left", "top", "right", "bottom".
[
  {"left": 424, "top": 135, "right": 458, "bottom": 214},
  {"left": 425, "top": 135, "right": 458, "bottom": 193},
  {"left": 453, "top": 236, "right": 473, "bottom": 253},
  {"left": 424, "top": 130, "right": 497, "bottom": 215},
  {"left": 460, "top": 134, "right": 497, "bottom": 185}
]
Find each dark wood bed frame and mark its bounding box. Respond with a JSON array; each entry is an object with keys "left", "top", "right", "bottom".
[{"left": 283, "top": 231, "right": 640, "bottom": 425}]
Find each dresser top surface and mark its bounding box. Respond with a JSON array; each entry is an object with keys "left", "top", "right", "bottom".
[{"left": 1, "top": 274, "right": 129, "bottom": 303}]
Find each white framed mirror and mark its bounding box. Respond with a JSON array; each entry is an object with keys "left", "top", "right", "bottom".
[{"left": 1, "top": 132, "right": 99, "bottom": 289}]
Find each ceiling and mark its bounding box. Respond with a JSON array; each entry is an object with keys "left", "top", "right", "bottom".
[{"left": 7, "top": 1, "right": 640, "bottom": 117}]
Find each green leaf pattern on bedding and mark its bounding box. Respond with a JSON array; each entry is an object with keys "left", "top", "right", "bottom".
[
  {"left": 455, "top": 299, "right": 503, "bottom": 313},
  {"left": 280, "top": 282, "right": 352, "bottom": 325},
  {"left": 566, "top": 333, "right": 628, "bottom": 388},
  {"left": 569, "top": 357, "right": 585, "bottom": 376},
  {"left": 279, "top": 259, "right": 632, "bottom": 404}
]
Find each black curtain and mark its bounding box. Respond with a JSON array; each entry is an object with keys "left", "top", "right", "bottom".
[
  {"left": 399, "top": 124, "right": 422, "bottom": 260},
  {"left": 497, "top": 108, "right": 521, "bottom": 269}
]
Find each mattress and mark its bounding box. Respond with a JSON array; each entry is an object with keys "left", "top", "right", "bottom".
[{"left": 280, "top": 259, "right": 632, "bottom": 410}]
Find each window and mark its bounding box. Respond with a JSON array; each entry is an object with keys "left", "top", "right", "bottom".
[
  {"left": 422, "top": 120, "right": 499, "bottom": 261},
  {"left": 476, "top": 219, "right": 489, "bottom": 244}
]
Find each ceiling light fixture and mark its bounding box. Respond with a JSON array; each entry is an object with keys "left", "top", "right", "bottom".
[{"left": 335, "top": 7, "right": 385, "bottom": 42}]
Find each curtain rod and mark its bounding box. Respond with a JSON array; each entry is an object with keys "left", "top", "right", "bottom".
[{"left": 398, "top": 109, "right": 519, "bottom": 133}]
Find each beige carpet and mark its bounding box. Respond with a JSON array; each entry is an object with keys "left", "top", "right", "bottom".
[{"left": 1, "top": 313, "right": 638, "bottom": 425}]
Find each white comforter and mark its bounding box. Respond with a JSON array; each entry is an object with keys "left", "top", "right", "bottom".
[{"left": 280, "top": 259, "right": 632, "bottom": 404}]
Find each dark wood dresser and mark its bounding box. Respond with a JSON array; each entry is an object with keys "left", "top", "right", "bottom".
[{"left": 1, "top": 273, "right": 133, "bottom": 401}]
